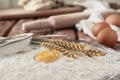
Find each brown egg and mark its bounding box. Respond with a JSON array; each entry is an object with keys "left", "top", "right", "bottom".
[
  {"left": 105, "top": 14, "right": 120, "bottom": 27},
  {"left": 92, "top": 22, "right": 110, "bottom": 36},
  {"left": 96, "top": 28, "right": 118, "bottom": 47}
]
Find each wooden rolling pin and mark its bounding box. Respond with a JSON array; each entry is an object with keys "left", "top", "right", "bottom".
[
  {"left": 22, "top": 9, "right": 120, "bottom": 37},
  {"left": 22, "top": 12, "right": 89, "bottom": 32},
  {"left": 22, "top": 19, "right": 54, "bottom": 32},
  {"left": 0, "top": 6, "right": 85, "bottom": 20}
]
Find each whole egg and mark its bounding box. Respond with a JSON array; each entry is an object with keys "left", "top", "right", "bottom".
[
  {"left": 92, "top": 22, "right": 110, "bottom": 36},
  {"left": 96, "top": 28, "right": 118, "bottom": 47},
  {"left": 105, "top": 14, "right": 120, "bottom": 28}
]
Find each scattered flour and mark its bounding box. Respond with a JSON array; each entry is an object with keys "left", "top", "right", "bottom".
[{"left": 0, "top": 46, "right": 120, "bottom": 80}]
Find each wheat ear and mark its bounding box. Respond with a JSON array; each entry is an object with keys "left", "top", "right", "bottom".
[
  {"left": 49, "top": 39, "right": 106, "bottom": 57},
  {"left": 40, "top": 42, "right": 79, "bottom": 59}
]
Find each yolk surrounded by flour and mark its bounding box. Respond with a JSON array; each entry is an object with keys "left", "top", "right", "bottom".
[{"left": 34, "top": 50, "right": 59, "bottom": 63}]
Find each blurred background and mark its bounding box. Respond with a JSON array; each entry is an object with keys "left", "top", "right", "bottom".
[{"left": 0, "top": 0, "right": 120, "bottom": 8}]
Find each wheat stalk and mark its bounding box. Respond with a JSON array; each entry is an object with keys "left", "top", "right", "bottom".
[
  {"left": 40, "top": 42, "right": 79, "bottom": 59},
  {"left": 49, "top": 39, "right": 106, "bottom": 57}
]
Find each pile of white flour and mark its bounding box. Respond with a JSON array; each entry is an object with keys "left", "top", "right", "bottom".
[{"left": 0, "top": 45, "right": 120, "bottom": 80}]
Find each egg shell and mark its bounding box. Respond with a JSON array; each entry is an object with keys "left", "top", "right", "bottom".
[
  {"left": 105, "top": 14, "right": 120, "bottom": 27},
  {"left": 92, "top": 22, "right": 110, "bottom": 36},
  {"left": 96, "top": 28, "right": 118, "bottom": 47}
]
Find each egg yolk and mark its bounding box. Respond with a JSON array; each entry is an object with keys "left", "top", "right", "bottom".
[{"left": 34, "top": 50, "right": 59, "bottom": 63}]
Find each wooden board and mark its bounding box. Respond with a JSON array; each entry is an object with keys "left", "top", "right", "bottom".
[
  {"left": 8, "top": 19, "right": 33, "bottom": 37},
  {"left": 0, "top": 7, "right": 84, "bottom": 20},
  {"left": 0, "top": 20, "right": 16, "bottom": 37},
  {"left": 53, "top": 28, "right": 77, "bottom": 40}
]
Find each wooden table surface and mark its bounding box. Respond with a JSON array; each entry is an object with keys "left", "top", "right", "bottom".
[
  {"left": 0, "top": 5, "right": 120, "bottom": 51},
  {"left": 0, "top": 18, "right": 120, "bottom": 51}
]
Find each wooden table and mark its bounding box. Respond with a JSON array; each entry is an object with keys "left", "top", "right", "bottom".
[
  {"left": 0, "top": 18, "right": 120, "bottom": 51},
  {"left": 0, "top": 5, "right": 120, "bottom": 51},
  {"left": 0, "top": 6, "right": 84, "bottom": 37}
]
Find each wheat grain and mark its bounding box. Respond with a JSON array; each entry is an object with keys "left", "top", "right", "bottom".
[
  {"left": 49, "top": 39, "right": 106, "bottom": 57},
  {"left": 40, "top": 42, "right": 79, "bottom": 59}
]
